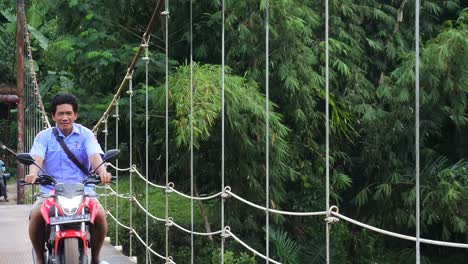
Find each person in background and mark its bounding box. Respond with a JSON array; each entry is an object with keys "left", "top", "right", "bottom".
[{"left": 0, "top": 159, "right": 8, "bottom": 202}]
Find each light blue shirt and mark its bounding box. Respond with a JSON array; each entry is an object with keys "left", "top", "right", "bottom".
[{"left": 30, "top": 123, "right": 103, "bottom": 194}]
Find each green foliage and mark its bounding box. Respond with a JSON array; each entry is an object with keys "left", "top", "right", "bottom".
[
  {"left": 210, "top": 248, "right": 256, "bottom": 264},
  {"left": 269, "top": 228, "right": 301, "bottom": 264},
  {"left": 1, "top": 0, "right": 467, "bottom": 263}
]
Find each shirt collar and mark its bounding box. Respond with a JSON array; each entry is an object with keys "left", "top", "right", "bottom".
[{"left": 55, "top": 123, "right": 80, "bottom": 137}]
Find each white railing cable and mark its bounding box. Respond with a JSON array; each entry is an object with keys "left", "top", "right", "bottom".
[
  {"left": 106, "top": 162, "right": 133, "bottom": 172},
  {"left": 170, "top": 221, "right": 224, "bottom": 237},
  {"left": 225, "top": 227, "right": 282, "bottom": 264},
  {"left": 329, "top": 207, "right": 468, "bottom": 249},
  {"left": 226, "top": 189, "right": 327, "bottom": 216},
  {"left": 169, "top": 187, "right": 223, "bottom": 201},
  {"left": 133, "top": 166, "right": 169, "bottom": 189},
  {"left": 107, "top": 164, "right": 224, "bottom": 200},
  {"left": 107, "top": 211, "right": 131, "bottom": 230},
  {"left": 131, "top": 226, "right": 175, "bottom": 263},
  {"left": 106, "top": 185, "right": 132, "bottom": 199},
  {"left": 132, "top": 196, "right": 167, "bottom": 222},
  {"left": 131, "top": 193, "right": 225, "bottom": 237}
]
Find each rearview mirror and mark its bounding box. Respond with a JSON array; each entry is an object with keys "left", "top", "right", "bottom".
[
  {"left": 17, "top": 153, "right": 36, "bottom": 165},
  {"left": 103, "top": 149, "right": 120, "bottom": 162}
]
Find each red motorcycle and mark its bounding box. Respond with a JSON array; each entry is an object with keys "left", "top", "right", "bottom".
[{"left": 18, "top": 149, "right": 119, "bottom": 264}]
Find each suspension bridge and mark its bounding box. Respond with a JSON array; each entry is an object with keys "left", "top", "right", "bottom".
[{"left": 0, "top": 0, "right": 467, "bottom": 263}]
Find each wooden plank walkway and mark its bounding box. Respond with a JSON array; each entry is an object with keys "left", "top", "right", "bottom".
[{"left": 0, "top": 182, "right": 135, "bottom": 264}]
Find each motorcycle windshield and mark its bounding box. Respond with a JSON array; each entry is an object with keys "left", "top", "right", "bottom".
[{"left": 54, "top": 183, "right": 84, "bottom": 198}]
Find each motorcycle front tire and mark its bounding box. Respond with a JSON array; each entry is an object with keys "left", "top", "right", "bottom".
[{"left": 61, "top": 238, "right": 87, "bottom": 264}]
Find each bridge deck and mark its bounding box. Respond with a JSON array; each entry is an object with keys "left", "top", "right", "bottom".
[{"left": 0, "top": 186, "right": 134, "bottom": 264}]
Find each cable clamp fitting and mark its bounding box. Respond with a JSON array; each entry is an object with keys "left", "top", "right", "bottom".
[
  {"left": 125, "top": 70, "right": 133, "bottom": 80},
  {"left": 325, "top": 205, "right": 340, "bottom": 224},
  {"left": 165, "top": 182, "right": 175, "bottom": 193},
  {"left": 165, "top": 217, "right": 174, "bottom": 227},
  {"left": 221, "top": 186, "right": 231, "bottom": 199},
  {"left": 325, "top": 216, "right": 339, "bottom": 224},
  {"left": 161, "top": 10, "right": 170, "bottom": 16},
  {"left": 165, "top": 256, "right": 174, "bottom": 264},
  {"left": 221, "top": 226, "right": 231, "bottom": 239}
]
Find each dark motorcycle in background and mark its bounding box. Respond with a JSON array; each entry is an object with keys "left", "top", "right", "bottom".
[
  {"left": 18, "top": 149, "right": 119, "bottom": 264},
  {"left": 0, "top": 166, "right": 10, "bottom": 202}
]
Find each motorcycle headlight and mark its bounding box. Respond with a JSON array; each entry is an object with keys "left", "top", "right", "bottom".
[{"left": 56, "top": 196, "right": 83, "bottom": 215}]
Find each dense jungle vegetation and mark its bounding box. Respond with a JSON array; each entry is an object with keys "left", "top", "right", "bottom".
[{"left": 1, "top": 0, "right": 467, "bottom": 263}]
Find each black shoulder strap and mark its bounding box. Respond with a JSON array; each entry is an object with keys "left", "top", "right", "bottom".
[{"left": 52, "top": 128, "right": 89, "bottom": 175}]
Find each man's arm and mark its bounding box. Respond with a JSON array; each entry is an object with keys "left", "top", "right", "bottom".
[
  {"left": 25, "top": 156, "right": 44, "bottom": 184},
  {"left": 89, "top": 153, "right": 111, "bottom": 184}
]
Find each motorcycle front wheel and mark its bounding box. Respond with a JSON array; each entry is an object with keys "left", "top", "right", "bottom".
[{"left": 60, "top": 238, "right": 87, "bottom": 264}]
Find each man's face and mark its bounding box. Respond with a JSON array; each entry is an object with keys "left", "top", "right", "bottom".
[{"left": 52, "top": 104, "right": 78, "bottom": 135}]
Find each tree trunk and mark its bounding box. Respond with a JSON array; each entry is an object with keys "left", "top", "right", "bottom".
[{"left": 194, "top": 183, "right": 213, "bottom": 241}]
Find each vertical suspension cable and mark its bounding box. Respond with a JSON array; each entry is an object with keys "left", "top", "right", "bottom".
[
  {"left": 143, "top": 41, "right": 150, "bottom": 264},
  {"left": 24, "top": 28, "right": 30, "bottom": 201},
  {"left": 415, "top": 0, "right": 421, "bottom": 263},
  {"left": 164, "top": 0, "right": 170, "bottom": 261},
  {"left": 114, "top": 101, "right": 120, "bottom": 247},
  {"left": 24, "top": 27, "right": 29, "bottom": 152},
  {"left": 325, "top": 0, "right": 331, "bottom": 263},
  {"left": 104, "top": 118, "right": 108, "bottom": 151},
  {"left": 221, "top": 0, "right": 226, "bottom": 263},
  {"left": 190, "top": 0, "right": 195, "bottom": 263},
  {"left": 128, "top": 74, "right": 134, "bottom": 259},
  {"left": 265, "top": 0, "right": 270, "bottom": 263},
  {"left": 104, "top": 117, "right": 108, "bottom": 210}
]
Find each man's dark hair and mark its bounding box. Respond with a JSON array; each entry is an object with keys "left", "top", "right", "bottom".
[{"left": 51, "top": 93, "right": 79, "bottom": 114}]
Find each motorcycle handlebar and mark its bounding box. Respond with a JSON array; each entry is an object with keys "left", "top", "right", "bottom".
[
  {"left": 20, "top": 175, "right": 117, "bottom": 186},
  {"left": 20, "top": 175, "right": 57, "bottom": 186}
]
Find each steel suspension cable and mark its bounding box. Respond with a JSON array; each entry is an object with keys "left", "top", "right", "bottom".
[
  {"left": 415, "top": 0, "right": 421, "bottom": 263},
  {"left": 325, "top": 0, "right": 331, "bottom": 263},
  {"left": 92, "top": 0, "right": 164, "bottom": 133},
  {"left": 189, "top": 0, "right": 195, "bottom": 263},
  {"left": 103, "top": 116, "right": 108, "bottom": 210},
  {"left": 265, "top": 0, "right": 270, "bottom": 263},
  {"left": 164, "top": 0, "right": 170, "bottom": 261},
  {"left": 128, "top": 74, "right": 134, "bottom": 260},
  {"left": 143, "top": 39, "right": 150, "bottom": 264},
  {"left": 221, "top": 0, "right": 226, "bottom": 263},
  {"left": 114, "top": 101, "right": 121, "bottom": 248},
  {"left": 23, "top": 20, "right": 50, "bottom": 129}
]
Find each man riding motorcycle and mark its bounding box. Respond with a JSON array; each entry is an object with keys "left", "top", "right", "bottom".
[{"left": 26, "top": 93, "right": 111, "bottom": 264}]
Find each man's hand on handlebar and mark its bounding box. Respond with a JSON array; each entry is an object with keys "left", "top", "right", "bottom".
[
  {"left": 98, "top": 171, "right": 112, "bottom": 184},
  {"left": 25, "top": 173, "right": 39, "bottom": 184}
]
